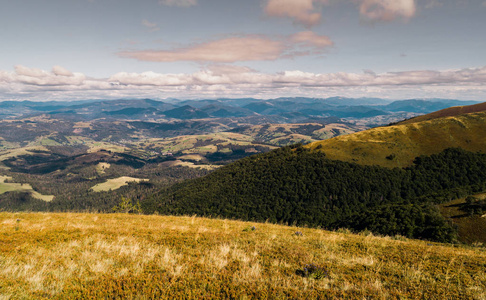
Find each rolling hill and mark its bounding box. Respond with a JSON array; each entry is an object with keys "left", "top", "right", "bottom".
[
  {"left": 3, "top": 99, "right": 486, "bottom": 245},
  {"left": 307, "top": 108, "right": 486, "bottom": 168},
  {"left": 144, "top": 102, "right": 486, "bottom": 243},
  {"left": 398, "top": 101, "right": 486, "bottom": 125}
]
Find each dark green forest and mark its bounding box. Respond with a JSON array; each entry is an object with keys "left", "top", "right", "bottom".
[
  {"left": 143, "top": 146, "right": 486, "bottom": 242},
  {"left": 0, "top": 163, "right": 209, "bottom": 213},
  {"left": 4, "top": 144, "right": 486, "bottom": 243}
]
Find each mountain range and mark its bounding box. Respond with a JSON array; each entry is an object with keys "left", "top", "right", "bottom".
[{"left": 0, "top": 97, "right": 478, "bottom": 126}]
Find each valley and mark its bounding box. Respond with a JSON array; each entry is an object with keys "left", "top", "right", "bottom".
[
  {"left": 4, "top": 1, "right": 486, "bottom": 298},
  {"left": 2, "top": 97, "right": 486, "bottom": 247},
  {"left": 0, "top": 96, "right": 417, "bottom": 211}
]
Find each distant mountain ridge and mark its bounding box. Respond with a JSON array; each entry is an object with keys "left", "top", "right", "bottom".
[{"left": 0, "top": 97, "right": 479, "bottom": 126}]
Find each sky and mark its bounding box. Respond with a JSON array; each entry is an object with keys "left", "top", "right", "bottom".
[{"left": 0, "top": 0, "right": 485, "bottom": 101}]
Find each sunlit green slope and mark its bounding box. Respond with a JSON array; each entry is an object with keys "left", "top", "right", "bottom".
[{"left": 307, "top": 111, "right": 486, "bottom": 168}]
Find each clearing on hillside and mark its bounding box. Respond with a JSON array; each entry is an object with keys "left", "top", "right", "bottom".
[
  {"left": 90, "top": 176, "right": 148, "bottom": 192},
  {"left": 440, "top": 193, "right": 486, "bottom": 244},
  {"left": 0, "top": 176, "right": 54, "bottom": 201},
  {"left": 95, "top": 162, "right": 111, "bottom": 175}
]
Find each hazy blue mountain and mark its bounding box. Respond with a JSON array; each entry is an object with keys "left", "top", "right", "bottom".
[
  {"left": 0, "top": 97, "right": 479, "bottom": 123},
  {"left": 163, "top": 105, "right": 210, "bottom": 119}
]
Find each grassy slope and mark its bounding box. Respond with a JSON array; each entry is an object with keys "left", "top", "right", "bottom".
[
  {"left": 1, "top": 213, "right": 485, "bottom": 299},
  {"left": 399, "top": 101, "right": 486, "bottom": 125},
  {"left": 306, "top": 111, "right": 486, "bottom": 168}
]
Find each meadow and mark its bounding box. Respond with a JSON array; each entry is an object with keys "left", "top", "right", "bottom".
[
  {"left": 1, "top": 212, "right": 485, "bottom": 299},
  {"left": 90, "top": 177, "right": 149, "bottom": 192}
]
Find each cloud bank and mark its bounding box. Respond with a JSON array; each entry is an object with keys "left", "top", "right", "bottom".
[
  {"left": 265, "top": 0, "right": 329, "bottom": 27},
  {"left": 1, "top": 65, "right": 485, "bottom": 101}
]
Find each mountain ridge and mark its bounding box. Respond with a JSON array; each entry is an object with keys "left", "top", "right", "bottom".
[{"left": 307, "top": 103, "right": 486, "bottom": 168}]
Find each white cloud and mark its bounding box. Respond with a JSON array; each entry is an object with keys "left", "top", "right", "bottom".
[
  {"left": 119, "top": 36, "right": 285, "bottom": 63},
  {"left": 357, "top": 0, "right": 416, "bottom": 22},
  {"left": 142, "top": 19, "right": 160, "bottom": 32},
  {"left": 13, "top": 65, "right": 86, "bottom": 86},
  {"left": 52, "top": 65, "right": 74, "bottom": 77},
  {"left": 159, "top": 0, "right": 197, "bottom": 7},
  {"left": 264, "top": 0, "right": 418, "bottom": 26},
  {"left": 290, "top": 31, "right": 333, "bottom": 48},
  {"left": 1, "top": 65, "right": 486, "bottom": 101},
  {"left": 265, "top": 0, "right": 329, "bottom": 27},
  {"left": 119, "top": 32, "right": 333, "bottom": 63}
]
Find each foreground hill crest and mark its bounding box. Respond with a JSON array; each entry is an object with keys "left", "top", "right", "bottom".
[{"left": 1, "top": 212, "right": 485, "bottom": 299}]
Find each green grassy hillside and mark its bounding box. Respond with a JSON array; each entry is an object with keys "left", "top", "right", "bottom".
[
  {"left": 306, "top": 111, "right": 486, "bottom": 168},
  {"left": 398, "top": 101, "right": 486, "bottom": 125},
  {"left": 1, "top": 212, "right": 485, "bottom": 299}
]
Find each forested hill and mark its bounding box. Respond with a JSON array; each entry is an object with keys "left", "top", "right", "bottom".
[
  {"left": 144, "top": 145, "right": 486, "bottom": 243},
  {"left": 306, "top": 110, "right": 486, "bottom": 168}
]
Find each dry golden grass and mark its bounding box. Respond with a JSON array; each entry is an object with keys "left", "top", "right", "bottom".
[
  {"left": 307, "top": 112, "right": 486, "bottom": 168},
  {"left": 95, "top": 162, "right": 110, "bottom": 175},
  {"left": 178, "top": 154, "right": 205, "bottom": 161},
  {"left": 87, "top": 142, "right": 128, "bottom": 154},
  {"left": 90, "top": 177, "right": 148, "bottom": 192},
  {"left": 159, "top": 160, "right": 220, "bottom": 170},
  {"left": 0, "top": 212, "right": 485, "bottom": 299}
]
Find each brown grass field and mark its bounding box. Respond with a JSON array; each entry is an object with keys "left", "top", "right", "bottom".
[{"left": 0, "top": 212, "right": 485, "bottom": 299}]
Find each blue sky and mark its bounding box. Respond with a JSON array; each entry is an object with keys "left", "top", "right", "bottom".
[{"left": 0, "top": 0, "right": 485, "bottom": 101}]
